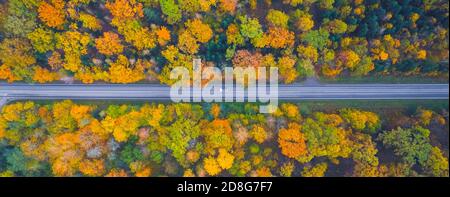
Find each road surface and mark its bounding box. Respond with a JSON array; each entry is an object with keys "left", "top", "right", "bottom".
[{"left": 0, "top": 83, "right": 448, "bottom": 107}]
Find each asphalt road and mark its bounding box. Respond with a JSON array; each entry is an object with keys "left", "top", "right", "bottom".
[{"left": 0, "top": 83, "right": 448, "bottom": 106}]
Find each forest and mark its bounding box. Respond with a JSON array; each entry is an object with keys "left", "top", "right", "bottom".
[
  {"left": 0, "top": 100, "right": 448, "bottom": 177},
  {"left": 0, "top": 0, "right": 448, "bottom": 178},
  {"left": 0, "top": 0, "right": 448, "bottom": 84}
]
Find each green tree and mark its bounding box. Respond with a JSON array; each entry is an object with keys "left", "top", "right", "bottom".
[
  {"left": 160, "top": 0, "right": 182, "bottom": 24},
  {"left": 161, "top": 118, "right": 200, "bottom": 167},
  {"left": 300, "top": 113, "right": 352, "bottom": 163},
  {"left": 120, "top": 141, "right": 144, "bottom": 165},
  {"left": 2, "top": 148, "right": 44, "bottom": 176},
  {"left": 27, "top": 27, "right": 55, "bottom": 53},
  {"left": 377, "top": 127, "right": 432, "bottom": 167},
  {"left": 2, "top": 0, "right": 37, "bottom": 37},
  {"left": 302, "top": 28, "right": 330, "bottom": 50},
  {"left": 325, "top": 19, "right": 348, "bottom": 34},
  {"left": 238, "top": 15, "right": 263, "bottom": 40}
]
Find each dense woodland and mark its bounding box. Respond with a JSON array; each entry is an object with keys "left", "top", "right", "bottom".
[
  {"left": 0, "top": 100, "right": 448, "bottom": 177},
  {"left": 0, "top": 0, "right": 448, "bottom": 177},
  {"left": 0, "top": 0, "right": 448, "bottom": 84}
]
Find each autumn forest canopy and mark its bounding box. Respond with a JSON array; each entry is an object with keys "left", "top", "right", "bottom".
[
  {"left": 0, "top": 100, "right": 448, "bottom": 177},
  {"left": 0, "top": 0, "right": 449, "bottom": 178},
  {"left": 0, "top": 0, "right": 448, "bottom": 84}
]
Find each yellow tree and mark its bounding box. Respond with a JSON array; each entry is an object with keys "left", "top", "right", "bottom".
[
  {"left": 297, "top": 15, "right": 314, "bottom": 32},
  {"left": 55, "top": 31, "right": 91, "bottom": 72},
  {"left": 219, "top": 0, "right": 237, "bottom": 14},
  {"left": 186, "top": 19, "right": 213, "bottom": 43},
  {"left": 301, "top": 162, "right": 328, "bottom": 177},
  {"left": 155, "top": 26, "right": 171, "bottom": 46},
  {"left": 106, "top": 0, "right": 154, "bottom": 51},
  {"left": 258, "top": 27, "right": 295, "bottom": 49},
  {"left": 48, "top": 52, "right": 63, "bottom": 71},
  {"left": 280, "top": 162, "right": 295, "bottom": 177},
  {"left": 278, "top": 123, "right": 307, "bottom": 159},
  {"left": 105, "top": 0, "right": 144, "bottom": 24},
  {"left": 226, "top": 24, "right": 245, "bottom": 45},
  {"left": 49, "top": 100, "right": 77, "bottom": 134},
  {"left": 203, "top": 157, "right": 221, "bottom": 176},
  {"left": 130, "top": 161, "right": 152, "bottom": 177},
  {"left": 0, "top": 65, "right": 20, "bottom": 83},
  {"left": 336, "top": 50, "right": 361, "bottom": 70},
  {"left": 101, "top": 110, "right": 143, "bottom": 142},
  {"left": 0, "top": 38, "right": 36, "bottom": 69},
  {"left": 0, "top": 117, "right": 6, "bottom": 140},
  {"left": 159, "top": 45, "right": 193, "bottom": 85},
  {"left": 339, "top": 109, "right": 380, "bottom": 134},
  {"left": 70, "top": 104, "right": 92, "bottom": 124},
  {"left": 280, "top": 103, "right": 301, "bottom": 121},
  {"left": 106, "top": 169, "right": 128, "bottom": 177},
  {"left": 201, "top": 119, "right": 234, "bottom": 154},
  {"left": 44, "top": 133, "right": 83, "bottom": 176},
  {"left": 178, "top": 19, "right": 213, "bottom": 54},
  {"left": 0, "top": 38, "right": 36, "bottom": 83},
  {"left": 210, "top": 104, "right": 221, "bottom": 119},
  {"left": 95, "top": 32, "right": 124, "bottom": 56},
  {"left": 78, "top": 13, "right": 102, "bottom": 31},
  {"left": 297, "top": 45, "right": 319, "bottom": 63},
  {"left": 416, "top": 50, "right": 427, "bottom": 60},
  {"left": 117, "top": 21, "right": 156, "bottom": 51},
  {"left": 425, "top": 147, "right": 449, "bottom": 177},
  {"left": 277, "top": 56, "right": 298, "bottom": 84},
  {"left": 255, "top": 167, "right": 273, "bottom": 177},
  {"left": 321, "top": 63, "right": 343, "bottom": 78},
  {"left": 232, "top": 50, "right": 263, "bottom": 68},
  {"left": 32, "top": 66, "right": 59, "bottom": 83},
  {"left": 178, "top": 31, "right": 199, "bottom": 54},
  {"left": 250, "top": 124, "right": 268, "bottom": 144},
  {"left": 79, "top": 159, "right": 105, "bottom": 176},
  {"left": 108, "top": 55, "right": 145, "bottom": 83},
  {"left": 416, "top": 109, "right": 434, "bottom": 126},
  {"left": 216, "top": 149, "right": 234, "bottom": 170},
  {"left": 74, "top": 67, "right": 106, "bottom": 84},
  {"left": 38, "top": 0, "right": 66, "bottom": 29}
]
